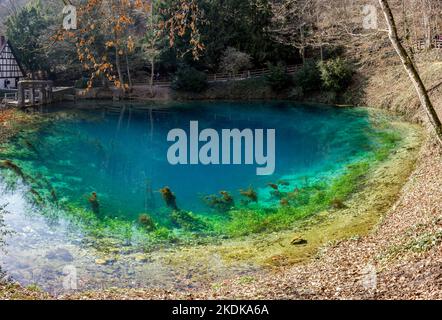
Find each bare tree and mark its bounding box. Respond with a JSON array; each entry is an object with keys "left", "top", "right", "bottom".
[
  {"left": 270, "top": 0, "right": 316, "bottom": 63},
  {"left": 378, "top": 0, "right": 442, "bottom": 145}
]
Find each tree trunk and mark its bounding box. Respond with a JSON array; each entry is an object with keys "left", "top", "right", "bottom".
[
  {"left": 115, "top": 46, "right": 124, "bottom": 91},
  {"left": 378, "top": 0, "right": 442, "bottom": 146},
  {"left": 125, "top": 50, "right": 132, "bottom": 90},
  {"left": 300, "top": 25, "right": 306, "bottom": 64},
  {"left": 150, "top": 56, "right": 155, "bottom": 97}
]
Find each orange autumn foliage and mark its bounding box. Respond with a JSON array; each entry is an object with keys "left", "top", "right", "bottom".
[{"left": 55, "top": 0, "right": 204, "bottom": 90}]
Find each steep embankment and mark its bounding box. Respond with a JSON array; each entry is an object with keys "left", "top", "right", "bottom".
[{"left": 356, "top": 51, "right": 442, "bottom": 124}]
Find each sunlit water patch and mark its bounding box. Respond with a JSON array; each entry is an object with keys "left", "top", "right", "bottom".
[{"left": 0, "top": 101, "right": 399, "bottom": 293}]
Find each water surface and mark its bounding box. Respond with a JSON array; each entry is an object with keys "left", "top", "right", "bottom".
[{"left": 0, "top": 101, "right": 387, "bottom": 293}]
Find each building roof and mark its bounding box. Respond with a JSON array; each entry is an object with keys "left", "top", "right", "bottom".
[{"left": 0, "top": 38, "right": 25, "bottom": 79}]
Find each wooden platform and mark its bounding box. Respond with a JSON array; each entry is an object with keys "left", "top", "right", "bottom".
[{"left": 1, "top": 86, "right": 75, "bottom": 108}]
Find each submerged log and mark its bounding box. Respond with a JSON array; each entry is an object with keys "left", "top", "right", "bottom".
[{"left": 0, "top": 159, "right": 28, "bottom": 181}]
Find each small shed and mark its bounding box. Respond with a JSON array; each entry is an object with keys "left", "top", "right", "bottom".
[{"left": 0, "top": 36, "right": 25, "bottom": 90}]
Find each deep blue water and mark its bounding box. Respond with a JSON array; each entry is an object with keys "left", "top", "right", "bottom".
[{"left": 8, "top": 101, "right": 375, "bottom": 220}]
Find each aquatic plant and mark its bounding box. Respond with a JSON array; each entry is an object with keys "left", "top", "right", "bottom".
[
  {"left": 267, "top": 183, "right": 279, "bottom": 190},
  {"left": 204, "top": 191, "right": 235, "bottom": 213},
  {"left": 88, "top": 192, "right": 100, "bottom": 214},
  {"left": 278, "top": 180, "right": 290, "bottom": 187},
  {"left": 160, "top": 187, "right": 179, "bottom": 211},
  {"left": 221, "top": 157, "right": 381, "bottom": 237},
  {"left": 0, "top": 160, "right": 28, "bottom": 181},
  {"left": 29, "top": 188, "right": 44, "bottom": 205},
  {"left": 239, "top": 187, "right": 258, "bottom": 205},
  {"left": 138, "top": 213, "right": 156, "bottom": 231},
  {"left": 267, "top": 183, "right": 285, "bottom": 199},
  {"left": 170, "top": 210, "right": 207, "bottom": 232},
  {"left": 20, "top": 138, "right": 41, "bottom": 158}
]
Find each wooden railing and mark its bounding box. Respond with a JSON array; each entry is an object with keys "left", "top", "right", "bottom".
[
  {"left": 133, "top": 64, "right": 302, "bottom": 87},
  {"left": 415, "top": 39, "right": 442, "bottom": 50}
]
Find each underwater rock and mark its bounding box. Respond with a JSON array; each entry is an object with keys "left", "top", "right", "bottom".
[
  {"left": 108, "top": 247, "right": 121, "bottom": 254},
  {"left": 291, "top": 237, "right": 308, "bottom": 246},
  {"left": 45, "top": 248, "right": 74, "bottom": 262},
  {"left": 280, "top": 198, "right": 290, "bottom": 207},
  {"left": 14, "top": 261, "right": 31, "bottom": 270},
  {"left": 160, "top": 187, "right": 179, "bottom": 211}
]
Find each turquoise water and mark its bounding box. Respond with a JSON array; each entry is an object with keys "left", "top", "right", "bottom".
[
  {"left": 0, "top": 101, "right": 395, "bottom": 293},
  {"left": 3, "top": 101, "right": 376, "bottom": 221}
]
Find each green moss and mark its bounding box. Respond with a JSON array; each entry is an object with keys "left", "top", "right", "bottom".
[
  {"left": 216, "top": 140, "right": 396, "bottom": 238},
  {"left": 170, "top": 210, "right": 209, "bottom": 232}
]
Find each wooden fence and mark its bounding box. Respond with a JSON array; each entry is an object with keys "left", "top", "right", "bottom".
[
  {"left": 415, "top": 39, "right": 442, "bottom": 50},
  {"left": 134, "top": 64, "right": 302, "bottom": 87}
]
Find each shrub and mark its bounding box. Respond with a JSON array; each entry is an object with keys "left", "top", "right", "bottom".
[
  {"left": 318, "top": 58, "right": 354, "bottom": 92},
  {"left": 171, "top": 66, "right": 208, "bottom": 93},
  {"left": 265, "top": 62, "right": 293, "bottom": 91},
  {"left": 294, "top": 60, "right": 321, "bottom": 92},
  {"left": 219, "top": 47, "right": 253, "bottom": 76}
]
